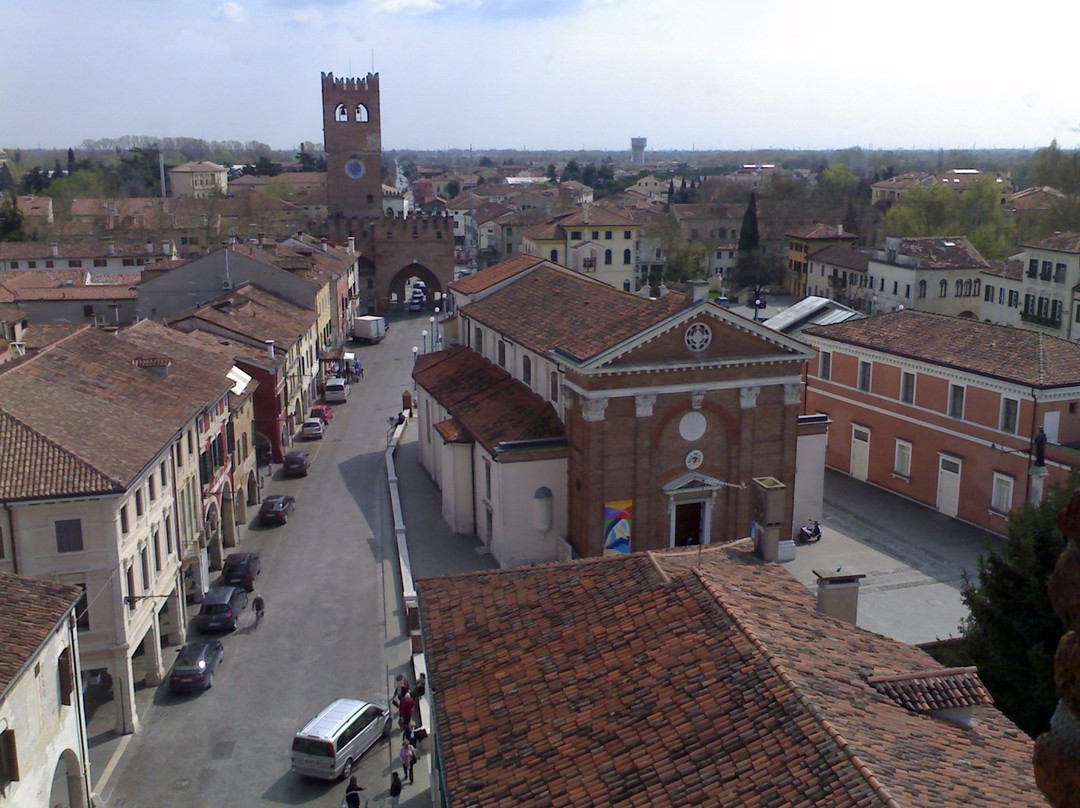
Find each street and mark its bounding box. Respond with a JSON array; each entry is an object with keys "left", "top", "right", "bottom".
[{"left": 99, "top": 313, "right": 433, "bottom": 807}]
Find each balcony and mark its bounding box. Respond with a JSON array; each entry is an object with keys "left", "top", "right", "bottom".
[{"left": 1021, "top": 311, "right": 1062, "bottom": 328}]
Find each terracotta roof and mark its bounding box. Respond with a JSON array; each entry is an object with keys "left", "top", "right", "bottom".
[
  {"left": 0, "top": 302, "right": 26, "bottom": 322},
  {"left": 169, "top": 161, "right": 227, "bottom": 173},
  {"left": 0, "top": 320, "right": 235, "bottom": 500},
  {"left": 19, "top": 323, "right": 89, "bottom": 351},
  {"left": 0, "top": 573, "right": 82, "bottom": 698},
  {"left": 888, "top": 237, "right": 989, "bottom": 269},
  {"left": 449, "top": 254, "right": 546, "bottom": 295},
  {"left": 865, "top": 667, "right": 993, "bottom": 713},
  {"left": 804, "top": 308, "right": 1080, "bottom": 387},
  {"left": 808, "top": 244, "right": 871, "bottom": 271},
  {"left": 551, "top": 205, "right": 636, "bottom": 228},
  {"left": 434, "top": 418, "right": 472, "bottom": 444},
  {"left": 787, "top": 223, "right": 857, "bottom": 240},
  {"left": 1021, "top": 232, "right": 1080, "bottom": 253},
  {"left": 461, "top": 265, "right": 688, "bottom": 362},
  {"left": 167, "top": 283, "right": 318, "bottom": 349},
  {"left": 982, "top": 259, "right": 1023, "bottom": 280},
  {"left": 1011, "top": 186, "right": 1064, "bottom": 211},
  {"left": 413, "top": 346, "right": 564, "bottom": 454},
  {"left": 871, "top": 172, "right": 933, "bottom": 190},
  {"left": 418, "top": 546, "right": 1042, "bottom": 808},
  {"left": 0, "top": 240, "right": 170, "bottom": 260},
  {"left": 15, "top": 195, "right": 52, "bottom": 218}
]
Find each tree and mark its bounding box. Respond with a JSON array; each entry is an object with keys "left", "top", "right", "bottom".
[
  {"left": 817, "top": 162, "right": 858, "bottom": 206},
  {"left": 843, "top": 202, "right": 859, "bottom": 237},
  {"left": 561, "top": 159, "right": 581, "bottom": 183},
  {"left": 546, "top": 164, "right": 556, "bottom": 183},
  {"left": 445, "top": 180, "right": 461, "bottom": 199},
  {"left": 0, "top": 191, "right": 26, "bottom": 241},
  {"left": 945, "top": 476, "right": 1078, "bottom": 737},
  {"left": 881, "top": 180, "right": 1013, "bottom": 260},
  {"left": 665, "top": 240, "right": 708, "bottom": 282},
  {"left": 244, "top": 156, "right": 283, "bottom": 177},
  {"left": 0, "top": 163, "right": 14, "bottom": 194},
  {"left": 731, "top": 192, "right": 762, "bottom": 291}
]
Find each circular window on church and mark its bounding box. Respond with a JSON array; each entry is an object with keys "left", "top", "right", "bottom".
[
  {"left": 679, "top": 411, "right": 707, "bottom": 442},
  {"left": 684, "top": 322, "right": 712, "bottom": 352},
  {"left": 345, "top": 157, "right": 366, "bottom": 179}
]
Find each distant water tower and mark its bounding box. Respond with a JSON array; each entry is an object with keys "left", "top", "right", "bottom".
[{"left": 630, "top": 137, "right": 647, "bottom": 165}]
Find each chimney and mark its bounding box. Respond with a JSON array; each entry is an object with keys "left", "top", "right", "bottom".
[
  {"left": 108, "top": 241, "right": 116, "bottom": 256},
  {"left": 814, "top": 568, "right": 866, "bottom": 625},
  {"left": 837, "top": 223, "right": 843, "bottom": 236},
  {"left": 347, "top": 236, "right": 356, "bottom": 254},
  {"left": 145, "top": 241, "right": 152, "bottom": 253},
  {"left": 320, "top": 238, "right": 329, "bottom": 253},
  {"left": 51, "top": 242, "right": 59, "bottom": 257},
  {"left": 752, "top": 477, "right": 793, "bottom": 562},
  {"left": 265, "top": 339, "right": 275, "bottom": 359},
  {"left": 163, "top": 240, "right": 171, "bottom": 255},
  {"left": 687, "top": 279, "right": 709, "bottom": 304}
]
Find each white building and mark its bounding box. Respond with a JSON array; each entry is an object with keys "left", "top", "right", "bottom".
[
  {"left": 0, "top": 573, "right": 89, "bottom": 808},
  {"left": 864, "top": 236, "right": 989, "bottom": 315},
  {"left": 169, "top": 161, "right": 228, "bottom": 198}
]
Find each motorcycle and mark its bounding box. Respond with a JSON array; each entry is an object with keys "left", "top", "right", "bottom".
[{"left": 795, "top": 519, "right": 822, "bottom": 544}]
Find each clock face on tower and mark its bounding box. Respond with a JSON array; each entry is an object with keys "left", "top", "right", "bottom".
[{"left": 344, "top": 157, "right": 366, "bottom": 180}]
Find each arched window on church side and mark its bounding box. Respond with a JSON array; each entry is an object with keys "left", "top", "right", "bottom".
[
  {"left": 355, "top": 104, "right": 369, "bottom": 122},
  {"left": 335, "top": 104, "right": 349, "bottom": 122}
]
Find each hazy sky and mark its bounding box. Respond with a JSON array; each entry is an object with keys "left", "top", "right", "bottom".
[{"left": 4, "top": 0, "right": 1079, "bottom": 153}]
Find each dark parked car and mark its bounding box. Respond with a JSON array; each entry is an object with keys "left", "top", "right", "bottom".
[
  {"left": 221, "top": 552, "right": 261, "bottom": 591},
  {"left": 196, "top": 586, "right": 248, "bottom": 632},
  {"left": 259, "top": 494, "right": 296, "bottom": 525},
  {"left": 283, "top": 451, "right": 310, "bottom": 478},
  {"left": 169, "top": 640, "right": 224, "bottom": 692}
]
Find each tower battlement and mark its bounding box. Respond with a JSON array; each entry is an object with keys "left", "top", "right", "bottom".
[{"left": 321, "top": 72, "right": 379, "bottom": 93}]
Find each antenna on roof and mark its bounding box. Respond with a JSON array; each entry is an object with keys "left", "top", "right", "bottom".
[{"left": 371, "top": 48, "right": 375, "bottom": 74}]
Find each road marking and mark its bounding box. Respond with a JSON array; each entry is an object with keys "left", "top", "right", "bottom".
[{"left": 93, "top": 731, "right": 133, "bottom": 794}]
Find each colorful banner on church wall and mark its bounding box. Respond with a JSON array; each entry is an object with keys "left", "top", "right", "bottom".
[{"left": 603, "top": 500, "right": 633, "bottom": 555}]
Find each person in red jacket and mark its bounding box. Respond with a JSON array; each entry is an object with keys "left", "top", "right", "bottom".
[{"left": 397, "top": 690, "right": 415, "bottom": 729}]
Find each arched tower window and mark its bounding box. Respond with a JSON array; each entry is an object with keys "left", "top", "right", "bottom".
[
  {"left": 335, "top": 104, "right": 349, "bottom": 122},
  {"left": 355, "top": 104, "right": 369, "bottom": 122}
]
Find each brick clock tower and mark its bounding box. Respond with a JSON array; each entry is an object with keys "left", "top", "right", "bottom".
[{"left": 322, "top": 72, "right": 382, "bottom": 222}]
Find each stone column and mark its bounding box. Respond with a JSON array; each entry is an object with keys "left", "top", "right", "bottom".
[
  {"left": 143, "top": 614, "right": 165, "bottom": 686},
  {"left": 1034, "top": 491, "right": 1080, "bottom": 807},
  {"left": 111, "top": 650, "right": 139, "bottom": 735}
]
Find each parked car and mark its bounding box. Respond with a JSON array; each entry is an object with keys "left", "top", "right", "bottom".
[
  {"left": 196, "top": 586, "right": 248, "bottom": 632},
  {"left": 283, "top": 451, "right": 310, "bottom": 477},
  {"left": 310, "top": 405, "right": 334, "bottom": 425},
  {"left": 259, "top": 494, "right": 296, "bottom": 525},
  {"left": 168, "top": 640, "right": 225, "bottom": 693},
  {"left": 300, "top": 419, "right": 324, "bottom": 440},
  {"left": 221, "top": 552, "right": 261, "bottom": 591}
]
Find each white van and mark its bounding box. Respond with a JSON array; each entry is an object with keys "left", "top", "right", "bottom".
[
  {"left": 291, "top": 698, "right": 391, "bottom": 780},
  {"left": 324, "top": 377, "right": 349, "bottom": 403}
]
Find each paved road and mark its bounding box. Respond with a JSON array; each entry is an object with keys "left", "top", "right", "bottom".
[{"left": 100, "top": 312, "right": 434, "bottom": 808}]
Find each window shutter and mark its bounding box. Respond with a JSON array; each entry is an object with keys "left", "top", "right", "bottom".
[
  {"left": 0, "top": 728, "right": 18, "bottom": 784},
  {"left": 59, "top": 648, "right": 74, "bottom": 706}
]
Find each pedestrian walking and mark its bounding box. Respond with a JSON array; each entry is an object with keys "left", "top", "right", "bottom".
[
  {"left": 398, "top": 690, "right": 415, "bottom": 729},
  {"left": 344, "top": 775, "right": 364, "bottom": 808},
  {"left": 355, "top": 360, "right": 364, "bottom": 379},
  {"left": 393, "top": 675, "right": 410, "bottom": 703},
  {"left": 399, "top": 739, "right": 416, "bottom": 784},
  {"left": 389, "top": 772, "right": 403, "bottom": 808}
]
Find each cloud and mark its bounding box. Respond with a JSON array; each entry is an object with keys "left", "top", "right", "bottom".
[
  {"left": 166, "top": 29, "right": 228, "bottom": 56},
  {"left": 215, "top": 2, "right": 246, "bottom": 22},
  {"left": 371, "top": 0, "right": 583, "bottom": 19}
]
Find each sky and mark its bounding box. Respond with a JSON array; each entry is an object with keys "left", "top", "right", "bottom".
[{"left": 4, "top": 0, "right": 1080, "bottom": 154}]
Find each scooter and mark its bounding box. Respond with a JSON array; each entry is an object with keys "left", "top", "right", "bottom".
[{"left": 795, "top": 519, "right": 822, "bottom": 544}]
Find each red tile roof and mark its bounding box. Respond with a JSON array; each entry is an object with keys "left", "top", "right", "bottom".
[
  {"left": 808, "top": 244, "right": 871, "bottom": 271},
  {"left": 413, "top": 346, "right": 564, "bottom": 454},
  {"left": 0, "top": 573, "right": 82, "bottom": 697},
  {"left": 888, "top": 237, "right": 989, "bottom": 269},
  {"left": 449, "top": 254, "right": 546, "bottom": 295},
  {"left": 418, "top": 546, "right": 1042, "bottom": 808},
  {"left": 804, "top": 308, "right": 1080, "bottom": 387},
  {"left": 787, "top": 223, "right": 857, "bottom": 240},
  {"left": 462, "top": 265, "right": 688, "bottom": 362},
  {"left": 1022, "top": 232, "right": 1080, "bottom": 253}
]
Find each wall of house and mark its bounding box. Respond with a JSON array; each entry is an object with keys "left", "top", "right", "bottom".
[
  {"left": 806, "top": 342, "right": 1077, "bottom": 536},
  {"left": 490, "top": 455, "right": 568, "bottom": 567},
  {"left": 0, "top": 614, "right": 88, "bottom": 808},
  {"left": 440, "top": 441, "right": 475, "bottom": 535}
]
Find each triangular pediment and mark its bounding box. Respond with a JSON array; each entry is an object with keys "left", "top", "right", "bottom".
[{"left": 579, "top": 302, "right": 814, "bottom": 372}]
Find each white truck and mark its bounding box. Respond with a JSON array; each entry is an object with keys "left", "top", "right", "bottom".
[{"left": 352, "top": 315, "right": 387, "bottom": 344}]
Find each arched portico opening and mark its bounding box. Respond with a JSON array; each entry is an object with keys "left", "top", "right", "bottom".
[
  {"left": 221, "top": 482, "right": 237, "bottom": 548},
  {"left": 49, "top": 748, "right": 87, "bottom": 808},
  {"left": 387, "top": 262, "right": 444, "bottom": 312},
  {"left": 205, "top": 501, "right": 223, "bottom": 570}
]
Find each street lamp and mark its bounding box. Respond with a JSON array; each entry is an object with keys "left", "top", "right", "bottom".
[
  {"left": 434, "top": 308, "right": 441, "bottom": 346},
  {"left": 412, "top": 345, "right": 419, "bottom": 398},
  {"left": 421, "top": 329, "right": 428, "bottom": 353}
]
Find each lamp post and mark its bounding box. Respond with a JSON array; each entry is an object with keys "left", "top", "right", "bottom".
[
  {"left": 412, "top": 345, "right": 419, "bottom": 397},
  {"left": 421, "top": 329, "right": 428, "bottom": 353},
  {"left": 428, "top": 315, "right": 435, "bottom": 349}
]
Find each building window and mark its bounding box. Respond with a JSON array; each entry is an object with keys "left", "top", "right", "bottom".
[
  {"left": 1042, "top": 261, "right": 1053, "bottom": 281},
  {"left": 857, "top": 360, "right": 871, "bottom": 392},
  {"left": 522, "top": 355, "right": 532, "bottom": 387},
  {"left": 55, "top": 519, "right": 84, "bottom": 553},
  {"left": 605, "top": 231, "right": 612, "bottom": 240},
  {"left": 592, "top": 230, "right": 599, "bottom": 240},
  {"left": 149, "top": 474, "right": 157, "bottom": 501},
  {"left": 570, "top": 231, "right": 581, "bottom": 240},
  {"left": 549, "top": 249, "right": 558, "bottom": 262},
  {"left": 604, "top": 249, "right": 612, "bottom": 265},
  {"left": 955, "top": 279, "right": 963, "bottom": 296},
  {"left": 939, "top": 279, "right": 947, "bottom": 297},
  {"left": 68, "top": 259, "right": 82, "bottom": 268},
  {"left": 918, "top": 279, "right": 926, "bottom": 298},
  {"left": 973, "top": 279, "right": 980, "bottom": 295},
  {"left": 1008, "top": 290, "right": 1019, "bottom": 308},
  {"left": 73, "top": 585, "right": 89, "bottom": 632},
  {"left": 984, "top": 284, "right": 994, "bottom": 302},
  {"left": 550, "top": 370, "right": 559, "bottom": 403},
  {"left": 497, "top": 341, "right": 506, "bottom": 368},
  {"left": 135, "top": 489, "right": 144, "bottom": 516},
  {"left": 141, "top": 546, "right": 151, "bottom": 590},
  {"left": 126, "top": 566, "right": 136, "bottom": 610},
  {"left": 1000, "top": 397, "right": 1019, "bottom": 433},
  {"left": 1056, "top": 263, "right": 1067, "bottom": 283},
  {"left": 483, "top": 459, "right": 491, "bottom": 499},
  {"left": 894, "top": 439, "right": 912, "bottom": 477},
  {"left": 991, "top": 472, "right": 1014, "bottom": 514},
  {"left": 83, "top": 305, "right": 94, "bottom": 317},
  {"left": 0, "top": 728, "right": 19, "bottom": 787},
  {"left": 1027, "top": 258, "right": 1038, "bottom": 278},
  {"left": 623, "top": 248, "right": 631, "bottom": 264},
  {"left": 819, "top": 351, "right": 832, "bottom": 380},
  {"left": 153, "top": 530, "right": 163, "bottom": 572},
  {"left": 948, "top": 384, "right": 965, "bottom": 418},
  {"left": 474, "top": 327, "right": 483, "bottom": 354},
  {"left": 900, "top": 371, "right": 915, "bottom": 404},
  {"left": 93, "top": 258, "right": 107, "bottom": 267}
]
